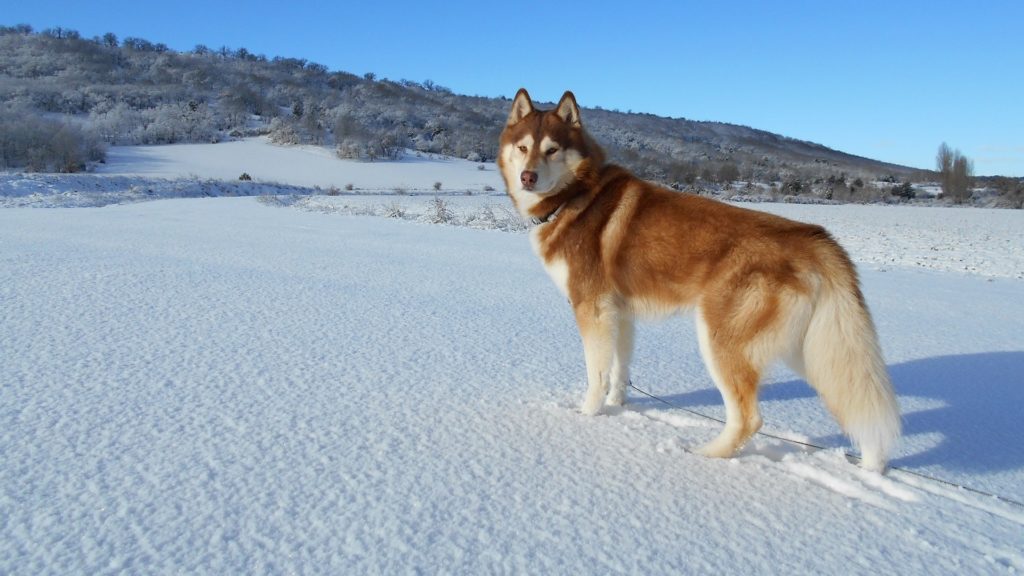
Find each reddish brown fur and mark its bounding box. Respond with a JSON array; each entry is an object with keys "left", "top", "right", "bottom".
[{"left": 499, "top": 89, "right": 899, "bottom": 467}]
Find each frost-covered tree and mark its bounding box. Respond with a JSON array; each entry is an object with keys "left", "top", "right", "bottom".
[{"left": 89, "top": 102, "right": 142, "bottom": 144}]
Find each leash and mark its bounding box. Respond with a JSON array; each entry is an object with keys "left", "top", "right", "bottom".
[{"left": 627, "top": 381, "right": 1024, "bottom": 511}]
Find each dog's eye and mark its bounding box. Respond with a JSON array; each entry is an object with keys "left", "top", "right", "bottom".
[
  {"left": 518, "top": 145, "right": 528, "bottom": 153},
  {"left": 545, "top": 147, "right": 559, "bottom": 156}
]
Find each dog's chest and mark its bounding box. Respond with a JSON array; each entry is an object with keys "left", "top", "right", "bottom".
[{"left": 529, "top": 227, "right": 570, "bottom": 298}]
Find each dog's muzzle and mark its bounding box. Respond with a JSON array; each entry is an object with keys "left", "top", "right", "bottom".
[{"left": 520, "top": 170, "right": 538, "bottom": 191}]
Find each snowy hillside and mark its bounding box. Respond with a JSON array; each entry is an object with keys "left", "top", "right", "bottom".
[{"left": 2, "top": 140, "right": 1023, "bottom": 574}]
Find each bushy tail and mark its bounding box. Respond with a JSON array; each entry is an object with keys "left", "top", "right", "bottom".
[{"left": 801, "top": 259, "right": 901, "bottom": 472}]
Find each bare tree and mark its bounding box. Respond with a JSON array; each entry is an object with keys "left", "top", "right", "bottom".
[
  {"left": 952, "top": 155, "right": 974, "bottom": 203},
  {"left": 936, "top": 142, "right": 973, "bottom": 204}
]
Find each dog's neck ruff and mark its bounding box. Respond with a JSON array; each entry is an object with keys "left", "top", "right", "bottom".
[{"left": 529, "top": 201, "right": 567, "bottom": 226}]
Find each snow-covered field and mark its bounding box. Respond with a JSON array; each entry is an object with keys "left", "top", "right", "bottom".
[
  {"left": 96, "top": 138, "right": 505, "bottom": 192},
  {"left": 294, "top": 194, "right": 1024, "bottom": 280},
  {"left": 2, "top": 140, "right": 1023, "bottom": 574}
]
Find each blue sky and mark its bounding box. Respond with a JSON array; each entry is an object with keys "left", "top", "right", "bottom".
[{"left": 5, "top": 0, "right": 1023, "bottom": 176}]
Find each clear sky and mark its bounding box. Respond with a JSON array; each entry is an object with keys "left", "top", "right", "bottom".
[{"left": 5, "top": 0, "right": 1023, "bottom": 176}]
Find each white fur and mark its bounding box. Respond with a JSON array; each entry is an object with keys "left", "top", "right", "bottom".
[
  {"left": 606, "top": 314, "right": 634, "bottom": 406},
  {"left": 560, "top": 149, "right": 584, "bottom": 183},
  {"left": 575, "top": 300, "right": 636, "bottom": 412},
  {"left": 800, "top": 283, "right": 900, "bottom": 472},
  {"left": 530, "top": 228, "right": 571, "bottom": 298},
  {"left": 543, "top": 258, "right": 570, "bottom": 299},
  {"left": 579, "top": 296, "right": 617, "bottom": 415},
  {"left": 538, "top": 136, "right": 559, "bottom": 155},
  {"left": 508, "top": 91, "right": 533, "bottom": 125}
]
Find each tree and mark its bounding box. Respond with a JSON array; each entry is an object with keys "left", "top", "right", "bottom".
[
  {"left": 717, "top": 162, "right": 740, "bottom": 185},
  {"left": 936, "top": 142, "right": 973, "bottom": 204},
  {"left": 123, "top": 36, "right": 155, "bottom": 51},
  {"left": 0, "top": 24, "right": 33, "bottom": 35},
  {"left": 41, "top": 27, "right": 70, "bottom": 39}
]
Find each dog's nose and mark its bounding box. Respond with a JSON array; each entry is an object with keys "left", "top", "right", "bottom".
[{"left": 520, "top": 171, "right": 538, "bottom": 190}]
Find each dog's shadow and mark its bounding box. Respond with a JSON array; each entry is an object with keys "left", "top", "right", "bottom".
[{"left": 633, "top": 351, "right": 1024, "bottom": 474}]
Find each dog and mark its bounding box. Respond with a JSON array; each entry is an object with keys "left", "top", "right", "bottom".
[{"left": 498, "top": 89, "right": 900, "bottom": 471}]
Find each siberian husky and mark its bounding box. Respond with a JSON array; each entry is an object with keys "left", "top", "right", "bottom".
[{"left": 498, "top": 89, "right": 900, "bottom": 471}]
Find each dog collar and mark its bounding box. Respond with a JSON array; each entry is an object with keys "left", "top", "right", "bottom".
[{"left": 530, "top": 202, "right": 566, "bottom": 226}]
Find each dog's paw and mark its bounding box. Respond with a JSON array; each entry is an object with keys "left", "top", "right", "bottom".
[
  {"left": 858, "top": 451, "right": 887, "bottom": 474},
  {"left": 605, "top": 390, "right": 626, "bottom": 407},
  {"left": 694, "top": 438, "right": 737, "bottom": 459},
  {"left": 580, "top": 399, "right": 603, "bottom": 416}
]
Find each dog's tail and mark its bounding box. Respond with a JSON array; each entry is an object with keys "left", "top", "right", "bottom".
[{"left": 800, "top": 241, "right": 900, "bottom": 472}]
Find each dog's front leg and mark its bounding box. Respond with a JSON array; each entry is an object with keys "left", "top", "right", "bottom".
[
  {"left": 606, "top": 315, "right": 634, "bottom": 407},
  {"left": 575, "top": 299, "right": 616, "bottom": 415}
]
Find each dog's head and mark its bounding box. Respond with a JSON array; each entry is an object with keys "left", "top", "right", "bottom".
[{"left": 499, "top": 89, "right": 601, "bottom": 214}]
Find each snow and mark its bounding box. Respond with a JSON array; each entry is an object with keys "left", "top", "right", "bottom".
[
  {"left": 97, "top": 137, "right": 505, "bottom": 192},
  {"left": 295, "top": 195, "right": 1024, "bottom": 280},
  {"left": 2, "top": 139, "right": 1023, "bottom": 574}
]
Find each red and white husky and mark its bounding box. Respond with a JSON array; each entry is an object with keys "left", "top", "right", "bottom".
[{"left": 498, "top": 89, "right": 900, "bottom": 471}]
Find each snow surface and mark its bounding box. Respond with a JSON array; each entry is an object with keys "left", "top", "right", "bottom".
[
  {"left": 295, "top": 195, "right": 1024, "bottom": 280},
  {"left": 97, "top": 137, "right": 505, "bottom": 192},
  {"left": 2, "top": 140, "right": 1024, "bottom": 574}
]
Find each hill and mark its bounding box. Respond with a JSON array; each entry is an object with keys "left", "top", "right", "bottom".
[{"left": 1, "top": 25, "right": 922, "bottom": 189}]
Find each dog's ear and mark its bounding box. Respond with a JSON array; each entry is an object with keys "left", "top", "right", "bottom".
[
  {"left": 555, "top": 91, "right": 581, "bottom": 127},
  {"left": 507, "top": 88, "right": 534, "bottom": 126}
]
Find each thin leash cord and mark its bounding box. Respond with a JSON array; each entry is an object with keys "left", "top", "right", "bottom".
[{"left": 627, "top": 381, "right": 1024, "bottom": 510}]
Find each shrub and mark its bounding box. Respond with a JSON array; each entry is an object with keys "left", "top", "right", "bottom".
[
  {"left": 384, "top": 202, "right": 406, "bottom": 218},
  {"left": 890, "top": 181, "right": 915, "bottom": 200},
  {"left": 495, "top": 205, "right": 528, "bottom": 232},
  {"left": 780, "top": 178, "right": 803, "bottom": 195},
  {"left": 0, "top": 110, "right": 103, "bottom": 172},
  {"left": 427, "top": 196, "right": 455, "bottom": 224}
]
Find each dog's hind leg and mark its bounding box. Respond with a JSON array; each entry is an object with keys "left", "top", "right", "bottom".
[
  {"left": 576, "top": 298, "right": 617, "bottom": 415},
  {"left": 693, "top": 309, "right": 764, "bottom": 458},
  {"left": 606, "top": 314, "right": 634, "bottom": 407}
]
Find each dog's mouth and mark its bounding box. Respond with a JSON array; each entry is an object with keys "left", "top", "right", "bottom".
[
  {"left": 520, "top": 176, "right": 562, "bottom": 196},
  {"left": 523, "top": 184, "right": 556, "bottom": 196}
]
